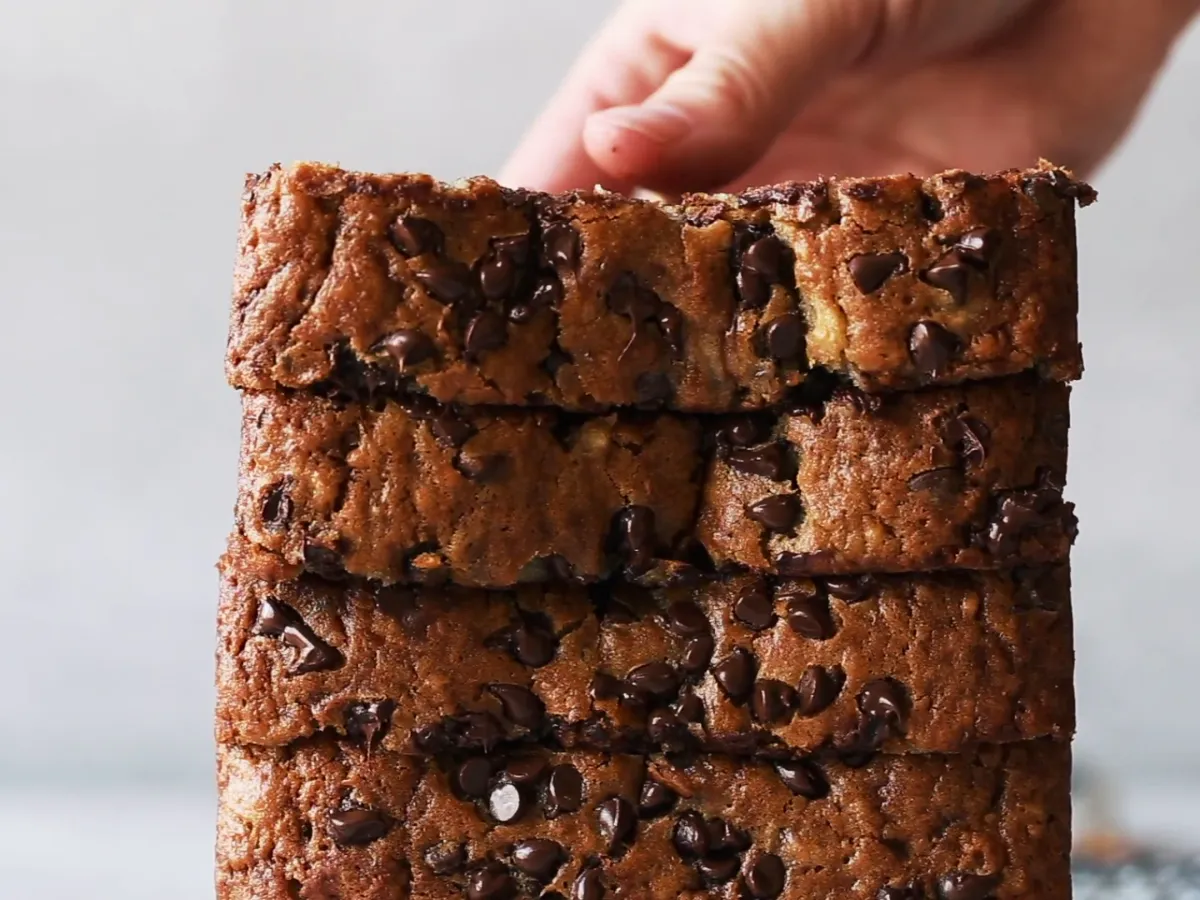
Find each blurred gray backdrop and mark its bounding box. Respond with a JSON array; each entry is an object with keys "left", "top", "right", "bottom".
[{"left": 1, "top": 0, "right": 1197, "bottom": 830}]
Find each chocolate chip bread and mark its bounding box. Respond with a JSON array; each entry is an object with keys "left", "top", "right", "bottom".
[
  {"left": 218, "top": 536, "right": 1073, "bottom": 757},
  {"left": 236, "top": 375, "right": 1072, "bottom": 586},
  {"left": 228, "top": 161, "right": 1089, "bottom": 411},
  {"left": 217, "top": 739, "right": 1070, "bottom": 900}
]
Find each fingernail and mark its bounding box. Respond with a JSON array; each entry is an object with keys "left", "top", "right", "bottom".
[{"left": 589, "top": 103, "right": 694, "bottom": 145}]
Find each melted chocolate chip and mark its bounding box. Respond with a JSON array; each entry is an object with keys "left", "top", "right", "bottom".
[
  {"left": 626, "top": 661, "right": 680, "bottom": 701},
  {"left": 459, "top": 711, "right": 506, "bottom": 753},
  {"left": 746, "top": 494, "right": 802, "bottom": 532},
  {"left": 706, "top": 818, "right": 750, "bottom": 854},
  {"left": 675, "top": 690, "right": 705, "bottom": 723},
  {"left": 734, "top": 585, "right": 776, "bottom": 631},
  {"left": 955, "top": 228, "right": 1000, "bottom": 267},
  {"left": 261, "top": 482, "right": 293, "bottom": 529},
  {"left": 488, "top": 684, "right": 545, "bottom": 729},
  {"left": 510, "top": 617, "right": 558, "bottom": 667},
  {"left": 665, "top": 601, "right": 709, "bottom": 637},
  {"left": 545, "top": 764, "right": 584, "bottom": 816},
  {"left": 504, "top": 757, "right": 549, "bottom": 786},
  {"left": 512, "top": 838, "right": 565, "bottom": 881},
  {"left": 424, "top": 840, "right": 467, "bottom": 875},
  {"left": 858, "top": 678, "right": 910, "bottom": 737},
  {"left": 825, "top": 575, "right": 878, "bottom": 603},
  {"left": 712, "top": 648, "right": 756, "bottom": 702},
  {"left": 743, "top": 235, "right": 789, "bottom": 280},
  {"left": 543, "top": 222, "right": 581, "bottom": 269},
  {"left": 672, "top": 810, "right": 709, "bottom": 858},
  {"left": 908, "top": 467, "right": 965, "bottom": 499},
  {"left": 597, "top": 797, "right": 637, "bottom": 852},
  {"left": 344, "top": 699, "right": 395, "bottom": 748},
  {"left": 680, "top": 634, "right": 715, "bottom": 674},
  {"left": 751, "top": 679, "right": 797, "bottom": 724},
  {"left": 467, "top": 862, "right": 517, "bottom": 900},
  {"left": 464, "top": 309, "right": 508, "bottom": 360},
  {"left": 612, "top": 505, "right": 657, "bottom": 573},
  {"left": 937, "top": 872, "right": 1001, "bottom": 900},
  {"left": 723, "top": 417, "right": 767, "bottom": 447},
  {"left": 726, "top": 443, "right": 792, "bottom": 481},
  {"left": 455, "top": 757, "right": 493, "bottom": 798},
  {"left": 698, "top": 855, "right": 741, "bottom": 884},
  {"left": 377, "top": 328, "right": 436, "bottom": 371},
  {"left": 415, "top": 259, "right": 476, "bottom": 305},
  {"left": 488, "top": 783, "right": 526, "bottom": 824},
  {"left": 908, "top": 321, "right": 959, "bottom": 379},
  {"left": 774, "top": 759, "right": 829, "bottom": 799},
  {"left": 573, "top": 867, "right": 605, "bottom": 900},
  {"left": 762, "top": 313, "right": 806, "bottom": 362},
  {"left": 511, "top": 276, "right": 562, "bottom": 323},
  {"left": 796, "top": 665, "right": 841, "bottom": 716},
  {"left": 638, "top": 779, "right": 677, "bottom": 818},
  {"left": 923, "top": 250, "right": 973, "bottom": 305},
  {"left": 591, "top": 671, "right": 621, "bottom": 701},
  {"left": 390, "top": 215, "right": 443, "bottom": 257},
  {"left": 479, "top": 235, "right": 531, "bottom": 302},
  {"left": 736, "top": 267, "right": 770, "bottom": 309},
  {"left": 784, "top": 591, "right": 835, "bottom": 639},
  {"left": 329, "top": 807, "right": 390, "bottom": 846},
  {"left": 254, "top": 597, "right": 341, "bottom": 675},
  {"left": 301, "top": 542, "right": 344, "bottom": 581},
  {"left": 949, "top": 415, "right": 990, "bottom": 466},
  {"left": 849, "top": 252, "right": 907, "bottom": 294},
  {"left": 743, "top": 852, "right": 787, "bottom": 898}
]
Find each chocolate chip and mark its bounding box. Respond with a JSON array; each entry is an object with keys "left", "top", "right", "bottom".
[
  {"left": 723, "top": 417, "right": 767, "bottom": 447},
  {"left": 981, "top": 481, "right": 1071, "bottom": 558},
  {"left": 681, "top": 634, "right": 715, "bottom": 675},
  {"left": 824, "top": 575, "right": 877, "bottom": 603},
  {"left": 858, "top": 678, "right": 910, "bottom": 735},
  {"left": 573, "top": 867, "right": 605, "bottom": 900},
  {"left": 743, "top": 853, "right": 787, "bottom": 898},
  {"left": 878, "top": 886, "right": 925, "bottom": 900},
  {"left": 431, "top": 413, "right": 475, "bottom": 448},
  {"left": 746, "top": 494, "right": 802, "bottom": 532},
  {"left": 301, "top": 542, "right": 344, "bottom": 580},
  {"left": 937, "top": 872, "right": 1001, "bottom": 900},
  {"left": 612, "top": 506, "right": 657, "bottom": 573},
  {"left": 597, "top": 797, "right": 637, "bottom": 852},
  {"left": 784, "top": 591, "right": 834, "bottom": 639},
  {"left": 255, "top": 598, "right": 341, "bottom": 675},
  {"left": 634, "top": 371, "right": 674, "bottom": 405},
  {"left": 949, "top": 415, "right": 990, "bottom": 466},
  {"left": 647, "top": 709, "right": 688, "bottom": 749},
  {"left": 479, "top": 236, "right": 530, "bottom": 301},
  {"left": 751, "top": 679, "right": 796, "bottom": 724},
  {"left": 657, "top": 305, "right": 684, "bottom": 356},
  {"left": 665, "top": 601, "right": 709, "bottom": 637},
  {"left": 955, "top": 228, "right": 1000, "bottom": 267},
  {"left": 672, "top": 810, "right": 709, "bottom": 859},
  {"left": 762, "top": 313, "right": 806, "bottom": 362},
  {"left": 698, "top": 856, "right": 741, "bottom": 884},
  {"left": 377, "top": 328, "right": 436, "bottom": 371},
  {"left": 253, "top": 596, "right": 293, "bottom": 636},
  {"left": 512, "top": 839, "right": 564, "bottom": 881},
  {"left": 424, "top": 840, "right": 467, "bottom": 875},
  {"left": 415, "top": 259, "right": 476, "bottom": 305},
  {"left": 467, "top": 862, "right": 517, "bottom": 900},
  {"left": 734, "top": 585, "right": 776, "bottom": 631},
  {"left": 706, "top": 818, "right": 750, "bottom": 854},
  {"left": 796, "top": 665, "right": 841, "bottom": 716},
  {"left": 329, "top": 807, "right": 390, "bottom": 846},
  {"left": 849, "top": 253, "right": 907, "bottom": 294},
  {"left": 511, "top": 276, "right": 562, "bottom": 323},
  {"left": 625, "top": 661, "right": 679, "bottom": 701},
  {"left": 907, "top": 467, "right": 965, "bottom": 498},
  {"left": 726, "top": 443, "right": 792, "bottom": 481},
  {"left": 774, "top": 550, "right": 836, "bottom": 575},
  {"left": 390, "top": 215, "right": 443, "bottom": 257},
  {"left": 675, "top": 690, "right": 705, "bottom": 723},
  {"left": 510, "top": 617, "right": 557, "bottom": 667},
  {"left": 736, "top": 267, "right": 770, "bottom": 309},
  {"left": 458, "top": 711, "right": 506, "bottom": 752},
  {"left": 638, "top": 780, "right": 677, "bottom": 818},
  {"left": 455, "top": 757, "right": 493, "bottom": 798},
  {"left": 543, "top": 222, "right": 580, "bottom": 269},
  {"left": 712, "top": 648, "right": 756, "bottom": 702},
  {"left": 488, "top": 684, "right": 546, "bottom": 729},
  {"left": 504, "top": 757, "right": 548, "bottom": 786},
  {"left": 488, "top": 783, "right": 525, "bottom": 823},
  {"left": 742, "top": 235, "right": 789, "bottom": 282},
  {"left": 923, "top": 250, "right": 973, "bottom": 305},
  {"left": 545, "top": 764, "right": 584, "bottom": 816},
  {"left": 261, "top": 482, "right": 293, "bottom": 530},
  {"left": 591, "top": 671, "right": 621, "bottom": 701},
  {"left": 344, "top": 699, "right": 395, "bottom": 748},
  {"left": 412, "top": 722, "right": 450, "bottom": 753},
  {"left": 908, "top": 321, "right": 959, "bottom": 379},
  {"left": 464, "top": 309, "right": 508, "bottom": 360},
  {"left": 774, "top": 759, "right": 829, "bottom": 799}
]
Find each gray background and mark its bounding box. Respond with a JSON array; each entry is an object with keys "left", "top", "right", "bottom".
[{"left": 1, "top": 0, "right": 1198, "bottom": 860}]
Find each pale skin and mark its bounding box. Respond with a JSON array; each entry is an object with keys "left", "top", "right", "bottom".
[{"left": 500, "top": 0, "right": 1200, "bottom": 194}]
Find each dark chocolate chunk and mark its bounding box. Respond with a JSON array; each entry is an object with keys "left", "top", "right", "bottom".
[
  {"left": 390, "top": 215, "right": 443, "bottom": 257},
  {"left": 638, "top": 780, "right": 677, "bottom": 818},
  {"left": 665, "top": 601, "right": 709, "bottom": 637},
  {"left": 858, "top": 678, "right": 910, "bottom": 736},
  {"left": 937, "top": 872, "right": 1001, "bottom": 900},
  {"left": 510, "top": 617, "right": 557, "bottom": 667},
  {"left": 255, "top": 597, "right": 341, "bottom": 675},
  {"left": 746, "top": 494, "right": 802, "bottom": 532},
  {"left": 948, "top": 414, "right": 990, "bottom": 466},
  {"left": 487, "top": 684, "right": 546, "bottom": 729},
  {"left": 923, "top": 249, "right": 973, "bottom": 305},
  {"left": 625, "top": 661, "right": 680, "bottom": 701},
  {"left": 415, "top": 259, "right": 476, "bottom": 304},
  {"left": 849, "top": 252, "right": 907, "bottom": 294},
  {"left": 796, "top": 665, "right": 841, "bottom": 716},
  {"left": 455, "top": 757, "right": 493, "bottom": 798},
  {"left": 743, "top": 852, "right": 787, "bottom": 898},
  {"left": 712, "top": 648, "right": 756, "bottom": 702},
  {"left": 545, "top": 764, "right": 584, "bottom": 816},
  {"left": 464, "top": 309, "right": 508, "bottom": 360},
  {"left": 751, "top": 679, "right": 797, "bottom": 724},
  {"left": 488, "top": 783, "right": 526, "bottom": 824},
  {"left": 467, "top": 862, "right": 517, "bottom": 900},
  {"left": 377, "top": 328, "right": 436, "bottom": 370},
  {"left": 672, "top": 810, "right": 709, "bottom": 859},
  {"left": 908, "top": 321, "right": 959, "bottom": 379},
  {"left": 733, "top": 585, "right": 776, "bottom": 631},
  {"left": 774, "top": 759, "right": 829, "bottom": 799},
  {"left": 762, "top": 313, "right": 806, "bottom": 362},
  {"left": 573, "top": 867, "right": 605, "bottom": 900},
  {"left": 543, "top": 222, "right": 581, "bottom": 269},
  {"left": 512, "top": 838, "right": 565, "bottom": 881},
  {"left": 329, "top": 807, "right": 390, "bottom": 846},
  {"left": 726, "top": 443, "right": 792, "bottom": 481},
  {"left": 597, "top": 796, "right": 637, "bottom": 852},
  {"left": 424, "top": 840, "right": 467, "bottom": 875},
  {"left": 344, "top": 699, "right": 395, "bottom": 748},
  {"left": 253, "top": 596, "right": 294, "bottom": 636},
  {"left": 784, "top": 591, "right": 835, "bottom": 640},
  {"left": 907, "top": 467, "right": 965, "bottom": 499}
]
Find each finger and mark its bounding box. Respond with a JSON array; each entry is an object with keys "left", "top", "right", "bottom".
[{"left": 498, "top": 2, "right": 689, "bottom": 193}]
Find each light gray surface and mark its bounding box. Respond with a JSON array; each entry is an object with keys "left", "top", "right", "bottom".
[{"left": 0, "top": 0, "right": 1197, "bottom": 797}]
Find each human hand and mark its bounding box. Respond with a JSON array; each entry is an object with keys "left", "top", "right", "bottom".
[{"left": 501, "top": 0, "right": 1197, "bottom": 193}]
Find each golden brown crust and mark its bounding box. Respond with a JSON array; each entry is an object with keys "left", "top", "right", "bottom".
[
  {"left": 227, "top": 162, "right": 1086, "bottom": 411},
  {"left": 216, "top": 740, "right": 1072, "bottom": 900},
  {"left": 217, "top": 536, "right": 1073, "bottom": 757}
]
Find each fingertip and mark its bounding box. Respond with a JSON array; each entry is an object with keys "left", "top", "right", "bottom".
[{"left": 583, "top": 105, "right": 693, "bottom": 187}]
